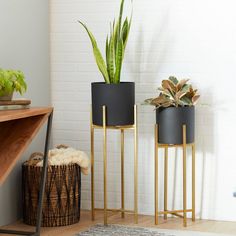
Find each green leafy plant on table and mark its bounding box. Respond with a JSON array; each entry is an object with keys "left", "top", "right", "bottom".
[
  {"left": 145, "top": 76, "right": 200, "bottom": 108},
  {"left": 0, "top": 69, "right": 27, "bottom": 98},
  {"left": 79, "top": 0, "right": 132, "bottom": 84}
]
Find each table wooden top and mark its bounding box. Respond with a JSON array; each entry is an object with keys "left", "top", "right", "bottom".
[
  {"left": 0, "top": 107, "right": 53, "bottom": 122},
  {"left": 0, "top": 107, "right": 53, "bottom": 184}
]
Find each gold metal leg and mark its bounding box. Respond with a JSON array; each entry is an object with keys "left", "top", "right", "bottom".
[
  {"left": 164, "top": 146, "right": 168, "bottom": 220},
  {"left": 90, "top": 106, "right": 95, "bottom": 221},
  {"left": 121, "top": 129, "right": 125, "bottom": 218},
  {"left": 155, "top": 124, "right": 159, "bottom": 225},
  {"left": 192, "top": 143, "right": 196, "bottom": 222},
  {"left": 183, "top": 125, "right": 187, "bottom": 227},
  {"left": 103, "top": 106, "right": 108, "bottom": 225},
  {"left": 134, "top": 105, "right": 138, "bottom": 224}
]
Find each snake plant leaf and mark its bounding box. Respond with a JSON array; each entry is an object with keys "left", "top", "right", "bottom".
[
  {"left": 107, "top": 34, "right": 115, "bottom": 83},
  {"left": 113, "top": 20, "right": 119, "bottom": 64},
  {"left": 122, "top": 18, "right": 129, "bottom": 47},
  {"left": 106, "top": 35, "right": 109, "bottom": 66},
  {"left": 79, "top": 21, "right": 110, "bottom": 84},
  {"left": 114, "top": 38, "right": 124, "bottom": 83},
  {"left": 122, "top": 8, "right": 132, "bottom": 50},
  {"left": 118, "top": 0, "right": 125, "bottom": 36}
]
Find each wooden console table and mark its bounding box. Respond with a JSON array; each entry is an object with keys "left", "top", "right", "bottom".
[{"left": 0, "top": 107, "right": 53, "bottom": 236}]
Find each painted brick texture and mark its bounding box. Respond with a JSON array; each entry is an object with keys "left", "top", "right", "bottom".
[{"left": 51, "top": 0, "right": 236, "bottom": 221}]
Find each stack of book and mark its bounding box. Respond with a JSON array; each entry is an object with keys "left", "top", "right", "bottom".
[{"left": 0, "top": 99, "right": 31, "bottom": 111}]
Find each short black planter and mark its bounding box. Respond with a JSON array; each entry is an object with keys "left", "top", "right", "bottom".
[
  {"left": 91, "top": 82, "right": 135, "bottom": 126},
  {"left": 156, "top": 106, "right": 195, "bottom": 145}
]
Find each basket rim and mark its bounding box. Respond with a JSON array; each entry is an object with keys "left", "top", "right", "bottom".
[{"left": 23, "top": 162, "right": 81, "bottom": 168}]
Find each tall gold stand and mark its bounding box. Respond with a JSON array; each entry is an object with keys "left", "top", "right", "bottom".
[
  {"left": 155, "top": 124, "right": 195, "bottom": 227},
  {"left": 91, "top": 105, "right": 138, "bottom": 225}
]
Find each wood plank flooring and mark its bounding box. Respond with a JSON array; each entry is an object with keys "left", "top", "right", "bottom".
[{"left": 2, "top": 210, "right": 236, "bottom": 236}]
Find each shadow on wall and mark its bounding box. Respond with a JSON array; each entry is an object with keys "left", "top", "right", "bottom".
[
  {"left": 127, "top": 4, "right": 217, "bottom": 216},
  {"left": 170, "top": 91, "right": 216, "bottom": 219},
  {"left": 196, "top": 92, "right": 217, "bottom": 219}
]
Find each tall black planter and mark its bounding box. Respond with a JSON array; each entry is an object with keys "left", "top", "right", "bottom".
[
  {"left": 92, "top": 82, "right": 135, "bottom": 126},
  {"left": 156, "top": 106, "right": 195, "bottom": 145}
]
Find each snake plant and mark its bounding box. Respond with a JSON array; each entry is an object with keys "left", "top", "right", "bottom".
[
  {"left": 145, "top": 76, "right": 200, "bottom": 108},
  {"left": 79, "top": 0, "right": 132, "bottom": 84},
  {"left": 0, "top": 69, "right": 27, "bottom": 96}
]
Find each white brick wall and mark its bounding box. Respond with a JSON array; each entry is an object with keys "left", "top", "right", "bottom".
[{"left": 51, "top": 0, "right": 236, "bottom": 221}]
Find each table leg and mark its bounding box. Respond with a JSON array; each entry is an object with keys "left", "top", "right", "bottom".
[{"left": 35, "top": 112, "right": 53, "bottom": 235}]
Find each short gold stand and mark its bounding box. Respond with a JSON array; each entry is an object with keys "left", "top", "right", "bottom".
[
  {"left": 154, "top": 124, "right": 195, "bottom": 227},
  {"left": 91, "top": 105, "right": 138, "bottom": 225}
]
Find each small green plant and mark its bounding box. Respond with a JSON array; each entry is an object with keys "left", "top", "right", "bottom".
[
  {"left": 145, "top": 76, "right": 200, "bottom": 108},
  {"left": 0, "top": 69, "right": 27, "bottom": 96},
  {"left": 79, "top": 0, "right": 132, "bottom": 84}
]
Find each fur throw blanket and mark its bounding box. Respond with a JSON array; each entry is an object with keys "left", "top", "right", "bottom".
[{"left": 27, "top": 145, "right": 90, "bottom": 175}]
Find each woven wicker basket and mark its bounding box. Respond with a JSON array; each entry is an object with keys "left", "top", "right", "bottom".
[{"left": 22, "top": 149, "right": 81, "bottom": 227}]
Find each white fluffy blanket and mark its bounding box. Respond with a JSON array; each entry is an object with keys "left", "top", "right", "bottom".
[{"left": 36, "top": 147, "right": 90, "bottom": 175}]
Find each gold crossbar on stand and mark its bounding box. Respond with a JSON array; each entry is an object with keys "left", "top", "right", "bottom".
[
  {"left": 154, "top": 124, "right": 196, "bottom": 227},
  {"left": 91, "top": 105, "right": 138, "bottom": 225}
]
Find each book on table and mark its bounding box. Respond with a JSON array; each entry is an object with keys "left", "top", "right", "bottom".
[{"left": 0, "top": 99, "right": 31, "bottom": 111}]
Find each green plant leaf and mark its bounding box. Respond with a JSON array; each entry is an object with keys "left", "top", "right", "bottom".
[
  {"left": 107, "top": 34, "right": 115, "bottom": 83},
  {"left": 118, "top": 0, "right": 125, "bottom": 36},
  {"left": 113, "top": 20, "right": 119, "bottom": 57},
  {"left": 0, "top": 69, "right": 27, "bottom": 96},
  {"left": 122, "top": 18, "right": 129, "bottom": 47},
  {"left": 106, "top": 35, "right": 109, "bottom": 67},
  {"left": 114, "top": 38, "right": 124, "bottom": 83},
  {"left": 79, "top": 21, "right": 110, "bottom": 83}
]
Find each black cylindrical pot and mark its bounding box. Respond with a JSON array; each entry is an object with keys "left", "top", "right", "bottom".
[
  {"left": 92, "top": 82, "right": 135, "bottom": 126},
  {"left": 156, "top": 106, "right": 195, "bottom": 144}
]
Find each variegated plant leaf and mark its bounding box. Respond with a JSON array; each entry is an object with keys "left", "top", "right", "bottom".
[
  {"left": 175, "top": 90, "right": 187, "bottom": 101},
  {"left": 177, "top": 79, "right": 189, "bottom": 91},
  {"left": 192, "top": 94, "right": 200, "bottom": 105},
  {"left": 144, "top": 76, "right": 200, "bottom": 108},
  {"left": 168, "top": 76, "right": 178, "bottom": 85}
]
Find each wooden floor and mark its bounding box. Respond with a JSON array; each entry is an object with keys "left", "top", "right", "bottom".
[{"left": 2, "top": 210, "right": 236, "bottom": 236}]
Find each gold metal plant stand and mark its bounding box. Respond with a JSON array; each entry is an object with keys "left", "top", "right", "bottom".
[
  {"left": 91, "top": 105, "right": 138, "bottom": 225},
  {"left": 154, "top": 124, "right": 195, "bottom": 227}
]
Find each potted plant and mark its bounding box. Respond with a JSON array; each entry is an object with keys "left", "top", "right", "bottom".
[
  {"left": 0, "top": 69, "right": 27, "bottom": 101},
  {"left": 79, "top": 0, "right": 134, "bottom": 126},
  {"left": 145, "top": 76, "right": 200, "bottom": 144}
]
